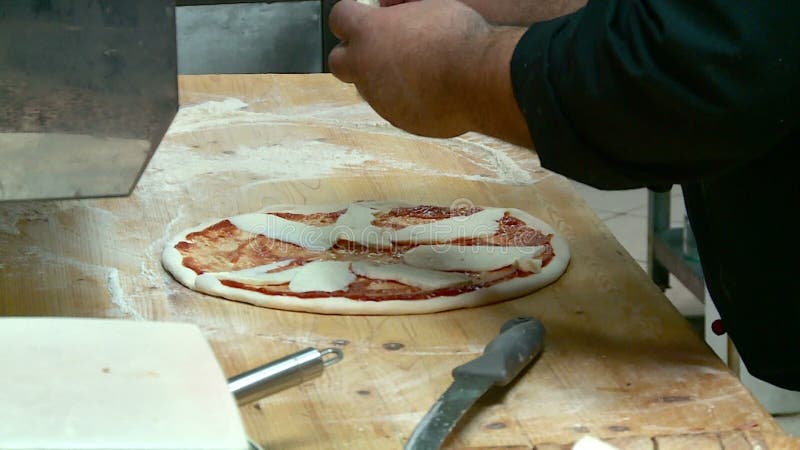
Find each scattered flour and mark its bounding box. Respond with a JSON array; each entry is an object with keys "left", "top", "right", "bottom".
[
  {"left": 452, "top": 134, "right": 535, "bottom": 184},
  {"left": 141, "top": 97, "right": 538, "bottom": 193},
  {"left": 0, "top": 202, "right": 73, "bottom": 235},
  {"left": 163, "top": 98, "right": 278, "bottom": 135},
  {"left": 166, "top": 98, "right": 390, "bottom": 136},
  {"left": 137, "top": 140, "right": 374, "bottom": 196},
  {"left": 4, "top": 245, "right": 145, "bottom": 320},
  {"left": 107, "top": 267, "right": 144, "bottom": 321}
]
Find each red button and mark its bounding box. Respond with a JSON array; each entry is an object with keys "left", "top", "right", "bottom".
[{"left": 711, "top": 319, "right": 725, "bottom": 336}]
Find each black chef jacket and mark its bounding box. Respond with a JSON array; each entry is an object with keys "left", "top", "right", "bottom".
[{"left": 510, "top": 1, "right": 800, "bottom": 390}]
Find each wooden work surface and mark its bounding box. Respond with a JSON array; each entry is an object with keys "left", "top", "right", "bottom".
[{"left": 0, "top": 75, "right": 795, "bottom": 449}]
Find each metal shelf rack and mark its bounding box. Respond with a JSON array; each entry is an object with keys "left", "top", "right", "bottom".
[{"left": 647, "top": 190, "right": 705, "bottom": 301}]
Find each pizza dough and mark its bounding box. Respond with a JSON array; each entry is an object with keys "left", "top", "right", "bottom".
[{"left": 162, "top": 200, "right": 570, "bottom": 315}]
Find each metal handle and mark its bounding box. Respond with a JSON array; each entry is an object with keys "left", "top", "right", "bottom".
[{"left": 228, "top": 347, "right": 343, "bottom": 406}]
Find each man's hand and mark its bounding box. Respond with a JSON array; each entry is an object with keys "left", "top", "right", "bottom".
[
  {"left": 328, "top": 0, "right": 532, "bottom": 146},
  {"left": 329, "top": 0, "right": 491, "bottom": 138}
]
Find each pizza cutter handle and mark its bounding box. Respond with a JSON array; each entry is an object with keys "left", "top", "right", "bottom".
[
  {"left": 452, "top": 316, "right": 545, "bottom": 386},
  {"left": 228, "top": 347, "right": 343, "bottom": 406}
]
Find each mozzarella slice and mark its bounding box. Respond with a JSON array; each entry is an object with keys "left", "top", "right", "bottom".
[
  {"left": 334, "top": 203, "right": 393, "bottom": 248},
  {"left": 229, "top": 213, "right": 335, "bottom": 251},
  {"left": 392, "top": 208, "right": 506, "bottom": 243},
  {"left": 288, "top": 261, "right": 355, "bottom": 293},
  {"left": 402, "top": 245, "right": 546, "bottom": 272},
  {"left": 209, "top": 261, "right": 299, "bottom": 286},
  {"left": 514, "top": 257, "right": 543, "bottom": 274},
  {"left": 229, "top": 205, "right": 509, "bottom": 251},
  {"left": 351, "top": 261, "right": 470, "bottom": 290}
]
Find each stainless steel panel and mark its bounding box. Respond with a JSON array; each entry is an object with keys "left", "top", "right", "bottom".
[
  {"left": 176, "top": 1, "right": 321, "bottom": 74},
  {"left": 0, "top": 0, "right": 178, "bottom": 201}
]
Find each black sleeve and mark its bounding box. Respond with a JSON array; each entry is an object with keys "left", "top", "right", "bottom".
[{"left": 510, "top": 1, "right": 800, "bottom": 189}]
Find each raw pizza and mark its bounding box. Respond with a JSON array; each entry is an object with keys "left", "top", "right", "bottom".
[{"left": 162, "top": 201, "right": 570, "bottom": 314}]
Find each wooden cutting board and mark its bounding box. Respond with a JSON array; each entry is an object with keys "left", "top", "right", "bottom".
[{"left": 0, "top": 75, "right": 793, "bottom": 449}]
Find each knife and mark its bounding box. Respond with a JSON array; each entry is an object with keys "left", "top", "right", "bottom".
[{"left": 404, "top": 316, "right": 545, "bottom": 450}]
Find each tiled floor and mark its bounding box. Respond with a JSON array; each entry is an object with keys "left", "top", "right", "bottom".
[
  {"left": 570, "top": 182, "right": 704, "bottom": 317},
  {"left": 571, "top": 181, "right": 800, "bottom": 438}
]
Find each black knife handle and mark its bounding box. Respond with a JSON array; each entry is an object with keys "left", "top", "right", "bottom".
[{"left": 452, "top": 316, "right": 545, "bottom": 386}]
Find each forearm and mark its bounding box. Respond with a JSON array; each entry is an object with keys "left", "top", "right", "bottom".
[
  {"left": 456, "top": 26, "right": 532, "bottom": 147},
  {"left": 457, "top": 0, "right": 586, "bottom": 25}
]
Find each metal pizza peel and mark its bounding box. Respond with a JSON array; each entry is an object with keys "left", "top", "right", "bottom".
[{"left": 405, "top": 316, "right": 545, "bottom": 449}]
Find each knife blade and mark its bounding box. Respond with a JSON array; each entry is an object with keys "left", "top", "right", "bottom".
[{"left": 404, "top": 316, "right": 545, "bottom": 450}]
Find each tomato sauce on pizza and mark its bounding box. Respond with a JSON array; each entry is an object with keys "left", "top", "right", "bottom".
[{"left": 172, "top": 205, "right": 555, "bottom": 301}]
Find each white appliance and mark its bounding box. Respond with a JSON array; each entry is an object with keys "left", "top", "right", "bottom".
[{"left": 704, "top": 291, "right": 800, "bottom": 415}]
